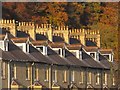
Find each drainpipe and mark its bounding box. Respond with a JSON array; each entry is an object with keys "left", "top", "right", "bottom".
[{"left": 31, "top": 62, "right": 34, "bottom": 89}]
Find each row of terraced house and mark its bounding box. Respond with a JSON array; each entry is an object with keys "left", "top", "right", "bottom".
[{"left": 0, "top": 19, "right": 118, "bottom": 89}]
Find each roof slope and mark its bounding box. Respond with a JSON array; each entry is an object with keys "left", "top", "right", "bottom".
[{"left": 82, "top": 51, "right": 105, "bottom": 69}]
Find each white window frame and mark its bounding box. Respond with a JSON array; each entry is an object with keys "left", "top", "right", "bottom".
[
  {"left": 63, "top": 70, "right": 67, "bottom": 82},
  {"left": 44, "top": 68, "right": 49, "bottom": 81},
  {"left": 96, "top": 73, "right": 100, "bottom": 85},
  {"left": 11, "top": 63, "right": 16, "bottom": 79},
  {"left": 103, "top": 72, "right": 107, "bottom": 85},
  {"left": 1, "top": 62, "right": 6, "bottom": 79},
  {"left": 87, "top": 72, "right": 92, "bottom": 84},
  {"left": 34, "top": 65, "right": 38, "bottom": 81},
  {"left": 79, "top": 71, "right": 84, "bottom": 84},
  {"left": 112, "top": 74, "right": 115, "bottom": 86},
  {"left": 26, "top": 64, "right": 30, "bottom": 80},
  {"left": 71, "top": 71, "right": 75, "bottom": 82}
]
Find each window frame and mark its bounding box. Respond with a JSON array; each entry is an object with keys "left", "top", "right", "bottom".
[
  {"left": 26, "top": 64, "right": 30, "bottom": 80},
  {"left": 44, "top": 68, "right": 49, "bottom": 82},
  {"left": 79, "top": 71, "right": 84, "bottom": 84},
  {"left": 1, "top": 62, "right": 6, "bottom": 79}
]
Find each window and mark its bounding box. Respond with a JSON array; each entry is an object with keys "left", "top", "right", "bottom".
[
  {"left": 96, "top": 73, "right": 100, "bottom": 85},
  {"left": 104, "top": 55, "right": 109, "bottom": 60},
  {"left": 45, "top": 68, "right": 49, "bottom": 81},
  {"left": 34, "top": 65, "right": 38, "bottom": 80},
  {"left": 79, "top": 71, "right": 84, "bottom": 84},
  {"left": 63, "top": 70, "right": 67, "bottom": 82},
  {"left": 112, "top": 74, "right": 115, "bottom": 86},
  {"left": 71, "top": 71, "right": 75, "bottom": 82},
  {"left": 87, "top": 72, "right": 92, "bottom": 84},
  {"left": 26, "top": 64, "right": 30, "bottom": 80},
  {"left": 11, "top": 64, "right": 16, "bottom": 79},
  {"left": 1, "top": 62, "right": 5, "bottom": 79},
  {"left": 53, "top": 70, "right": 57, "bottom": 82},
  {"left": 36, "top": 47, "right": 43, "bottom": 52},
  {"left": 103, "top": 72, "right": 107, "bottom": 85},
  {"left": 90, "top": 53, "right": 95, "bottom": 58}
]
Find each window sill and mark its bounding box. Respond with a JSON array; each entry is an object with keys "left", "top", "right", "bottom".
[
  {"left": 44, "top": 79, "right": 49, "bottom": 82},
  {"left": 87, "top": 82, "right": 91, "bottom": 84},
  {"left": 26, "top": 79, "right": 30, "bottom": 81},
  {"left": 1, "top": 77, "right": 6, "bottom": 80},
  {"left": 79, "top": 82, "right": 83, "bottom": 85},
  {"left": 96, "top": 83, "right": 100, "bottom": 85},
  {"left": 62, "top": 81, "right": 67, "bottom": 83}
]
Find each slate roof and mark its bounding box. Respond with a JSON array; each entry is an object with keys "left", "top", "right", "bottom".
[
  {"left": 81, "top": 50, "right": 106, "bottom": 69},
  {"left": 47, "top": 47, "right": 69, "bottom": 66},
  {"left": 64, "top": 49, "right": 90, "bottom": 67},
  {"left": 0, "top": 48, "right": 16, "bottom": 61},
  {"left": 7, "top": 41, "right": 33, "bottom": 62},
  {"left": 99, "top": 54, "right": 111, "bottom": 69},
  {"left": 28, "top": 44, "right": 52, "bottom": 64}
]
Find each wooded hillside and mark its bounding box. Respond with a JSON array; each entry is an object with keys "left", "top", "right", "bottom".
[{"left": 2, "top": 2, "right": 119, "bottom": 60}]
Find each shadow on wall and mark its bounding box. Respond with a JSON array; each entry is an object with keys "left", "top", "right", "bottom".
[
  {"left": 69, "top": 38, "right": 80, "bottom": 44},
  {"left": 86, "top": 40, "right": 97, "bottom": 46},
  {"left": 17, "top": 31, "right": 29, "bottom": 38},
  {"left": 36, "top": 33, "right": 48, "bottom": 40},
  {"left": 53, "top": 36, "right": 64, "bottom": 42}
]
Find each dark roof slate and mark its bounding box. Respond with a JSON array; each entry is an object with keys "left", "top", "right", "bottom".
[
  {"left": 64, "top": 49, "right": 89, "bottom": 67},
  {"left": 82, "top": 51, "right": 105, "bottom": 69},
  {"left": 29, "top": 45, "right": 52, "bottom": 64},
  {"left": 47, "top": 47, "right": 69, "bottom": 65},
  {"left": 8, "top": 41, "right": 33, "bottom": 62}
]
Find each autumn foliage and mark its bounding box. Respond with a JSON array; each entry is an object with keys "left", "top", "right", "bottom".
[{"left": 2, "top": 2, "right": 119, "bottom": 60}]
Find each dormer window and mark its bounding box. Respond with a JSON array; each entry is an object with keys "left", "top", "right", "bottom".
[
  {"left": 103, "top": 54, "right": 113, "bottom": 62},
  {"left": 55, "top": 48, "right": 66, "bottom": 57},
  {"left": 36, "top": 46, "right": 43, "bottom": 52},
  {"left": 36, "top": 46, "right": 47, "bottom": 55},
  {"left": 90, "top": 53, "right": 95, "bottom": 58},
  {"left": 16, "top": 43, "right": 29, "bottom": 53},
  {"left": 104, "top": 55, "right": 109, "bottom": 59}
]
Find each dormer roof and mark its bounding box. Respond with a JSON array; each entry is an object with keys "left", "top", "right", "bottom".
[
  {"left": 84, "top": 46, "right": 99, "bottom": 52},
  {"left": 99, "top": 49, "right": 113, "bottom": 54},
  {"left": 66, "top": 44, "right": 82, "bottom": 50},
  {"left": 32, "top": 40, "right": 49, "bottom": 46},
  {"left": 11, "top": 37, "right": 30, "bottom": 43},
  {"left": 49, "top": 42, "right": 66, "bottom": 48}
]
